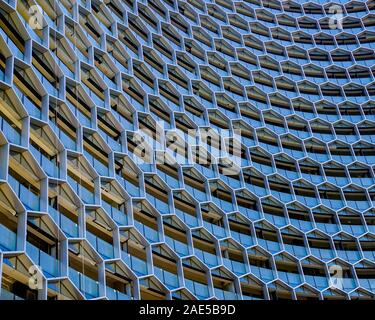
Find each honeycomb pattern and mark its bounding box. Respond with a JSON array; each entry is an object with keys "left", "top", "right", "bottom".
[{"left": 0, "top": 0, "right": 375, "bottom": 300}]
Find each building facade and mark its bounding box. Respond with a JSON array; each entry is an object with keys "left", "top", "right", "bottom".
[{"left": 0, "top": 0, "right": 375, "bottom": 300}]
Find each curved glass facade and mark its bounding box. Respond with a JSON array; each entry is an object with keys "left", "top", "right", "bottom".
[{"left": 0, "top": 0, "right": 375, "bottom": 300}]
